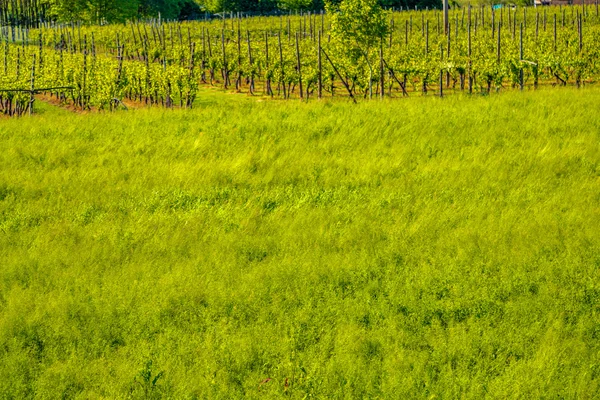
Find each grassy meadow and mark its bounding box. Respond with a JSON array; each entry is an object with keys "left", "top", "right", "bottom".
[{"left": 1, "top": 88, "right": 600, "bottom": 398}]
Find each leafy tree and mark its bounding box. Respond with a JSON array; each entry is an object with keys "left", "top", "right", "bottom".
[
  {"left": 140, "top": 0, "right": 188, "bottom": 19},
  {"left": 327, "top": 0, "right": 389, "bottom": 98},
  {"left": 42, "top": 0, "right": 198, "bottom": 23},
  {"left": 278, "top": 0, "right": 313, "bottom": 11},
  {"left": 379, "top": 0, "right": 442, "bottom": 9},
  {"left": 178, "top": 1, "right": 203, "bottom": 18},
  {"left": 44, "top": 0, "right": 89, "bottom": 22},
  {"left": 199, "top": 0, "right": 278, "bottom": 12}
]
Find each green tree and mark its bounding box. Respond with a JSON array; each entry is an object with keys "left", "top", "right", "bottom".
[
  {"left": 43, "top": 0, "right": 196, "bottom": 23},
  {"left": 44, "top": 0, "right": 88, "bottom": 22},
  {"left": 326, "top": 0, "right": 388, "bottom": 98},
  {"left": 44, "top": 0, "right": 137, "bottom": 23},
  {"left": 140, "top": 0, "right": 188, "bottom": 19},
  {"left": 198, "top": 0, "right": 278, "bottom": 12},
  {"left": 278, "top": 0, "right": 313, "bottom": 11}
]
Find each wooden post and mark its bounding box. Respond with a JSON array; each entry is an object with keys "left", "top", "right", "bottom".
[
  {"left": 187, "top": 42, "right": 195, "bottom": 108},
  {"left": 163, "top": 55, "right": 171, "bottom": 108},
  {"left": 236, "top": 26, "right": 241, "bottom": 91},
  {"left": 578, "top": 13, "right": 583, "bottom": 53},
  {"left": 303, "top": 13, "right": 307, "bottom": 38},
  {"left": 221, "top": 29, "right": 227, "bottom": 89},
  {"left": 201, "top": 27, "right": 206, "bottom": 83},
  {"left": 3, "top": 39, "right": 7, "bottom": 76},
  {"left": 455, "top": 14, "right": 459, "bottom": 39},
  {"left": 278, "top": 33, "right": 285, "bottom": 98},
  {"left": 144, "top": 37, "right": 151, "bottom": 104},
  {"left": 247, "top": 31, "right": 254, "bottom": 94},
  {"left": 379, "top": 38, "right": 384, "bottom": 99},
  {"left": 439, "top": 43, "right": 444, "bottom": 97},
  {"left": 468, "top": 4, "right": 472, "bottom": 27},
  {"left": 497, "top": 22, "right": 501, "bottom": 64},
  {"left": 492, "top": 7, "right": 495, "bottom": 39},
  {"left": 481, "top": 4, "right": 485, "bottom": 27},
  {"left": 389, "top": 17, "right": 394, "bottom": 48},
  {"left": 117, "top": 43, "right": 124, "bottom": 87},
  {"left": 514, "top": 7, "right": 517, "bottom": 38},
  {"left": 91, "top": 32, "right": 96, "bottom": 59},
  {"left": 425, "top": 20, "right": 429, "bottom": 55},
  {"left": 446, "top": 23, "right": 451, "bottom": 87},
  {"left": 29, "top": 54, "right": 35, "bottom": 116},
  {"left": 16, "top": 47, "right": 20, "bottom": 80},
  {"left": 208, "top": 29, "right": 214, "bottom": 85},
  {"left": 553, "top": 14, "right": 557, "bottom": 52},
  {"left": 295, "top": 32, "right": 303, "bottom": 100},
  {"left": 265, "top": 31, "right": 272, "bottom": 97},
  {"left": 38, "top": 32, "right": 43, "bottom": 73},
  {"left": 468, "top": 23, "right": 472, "bottom": 94},
  {"left": 82, "top": 35, "right": 87, "bottom": 109},
  {"left": 519, "top": 23, "right": 523, "bottom": 91},
  {"left": 318, "top": 29, "right": 322, "bottom": 99}
]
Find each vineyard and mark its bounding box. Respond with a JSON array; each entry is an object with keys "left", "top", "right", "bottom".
[
  {"left": 1, "top": 4, "right": 600, "bottom": 115},
  {"left": 3, "top": 1, "right": 600, "bottom": 398}
]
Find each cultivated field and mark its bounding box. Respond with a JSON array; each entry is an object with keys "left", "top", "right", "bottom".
[
  {"left": 1, "top": 4, "right": 600, "bottom": 116},
  {"left": 1, "top": 87, "right": 599, "bottom": 398}
]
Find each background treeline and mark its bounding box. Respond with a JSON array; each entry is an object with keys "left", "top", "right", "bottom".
[
  {"left": 0, "top": 0, "right": 449, "bottom": 25},
  {"left": 0, "top": 0, "right": 203, "bottom": 25}
]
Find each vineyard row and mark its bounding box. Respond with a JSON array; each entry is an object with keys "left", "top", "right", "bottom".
[{"left": 1, "top": 5, "right": 599, "bottom": 116}]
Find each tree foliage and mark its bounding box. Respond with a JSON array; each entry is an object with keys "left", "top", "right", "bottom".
[
  {"left": 327, "top": 0, "right": 389, "bottom": 97},
  {"left": 328, "top": 0, "right": 389, "bottom": 55},
  {"left": 38, "top": 0, "right": 200, "bottom": 23},
  {"left": 0, "top": 0, "right": 445, "bottom": 25}
]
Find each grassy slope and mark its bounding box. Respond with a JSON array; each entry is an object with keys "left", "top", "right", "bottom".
[{"left": 1, "top": 89, "right": 600, "bottom": 398}]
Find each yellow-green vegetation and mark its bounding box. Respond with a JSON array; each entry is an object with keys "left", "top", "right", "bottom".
[
  {"left": 4, "top": 4, "right": 600, "bottom": 116},
  {"left": 1, "top": 87, "right": 600, "bottom": 398}
]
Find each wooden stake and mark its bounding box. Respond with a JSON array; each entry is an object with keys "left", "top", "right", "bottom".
[
  {"left": 554, "top": 13, "right": 557, "bottom": 52},
  {"left": 519, "top": 23, "right": 523, "bottom": 91},
  {"left": 318, "top": 29, "right": 322, "bottom": 99},
  {"left": 247, "top": 30, "right": 254, "bottom": 94},
  {"left": 497, "top": 22, "right": 501, "bottom": 63},
  {"left": 29, "top": 53, "right": 35, "bottom": 115},
  {"left": 379, "top": 38, "right": 384, "bottom": 99},
  {"left": 468, "top": 23, "right": 472, "bottom": 94},
  {"left": 221, "top": 29, "right": 227, "bottom": 89},
  {"left": 295, "top": 32, "right": 303, "bottom": 100},
  {"left": 278, "top": 33, "right": 285, "bottom": 98}
]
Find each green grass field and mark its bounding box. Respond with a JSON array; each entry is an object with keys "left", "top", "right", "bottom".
[{"left": 1, "top": 88, "right": 600, "bottom": 398}]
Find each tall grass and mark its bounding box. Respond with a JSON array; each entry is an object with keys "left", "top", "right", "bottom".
[{"left": 1, "top": 88, "right": 600, "bottom": 398}]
